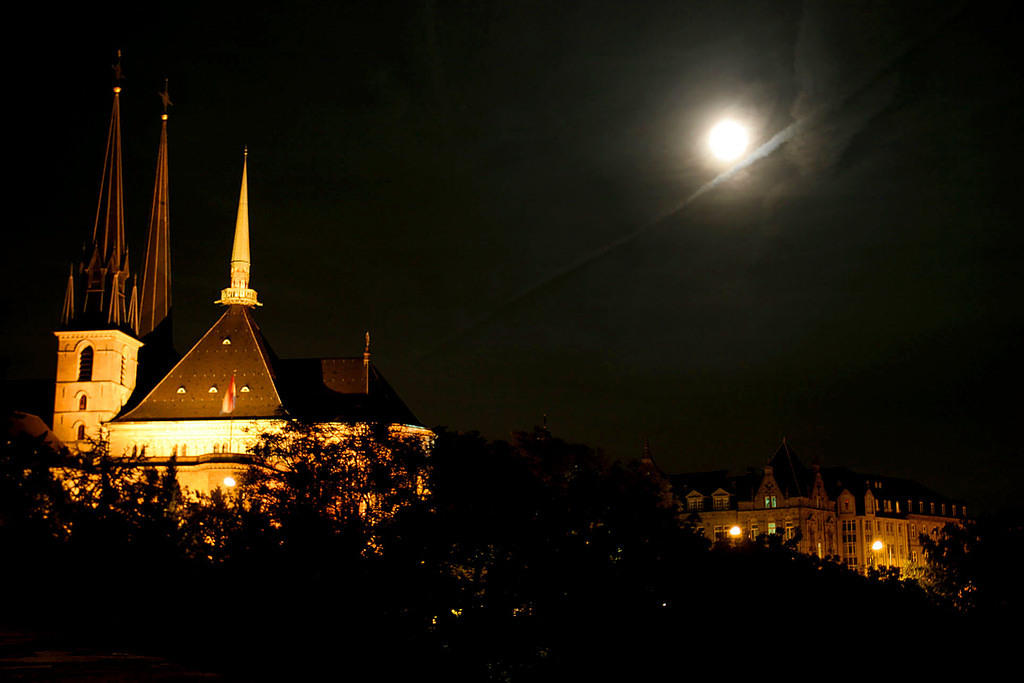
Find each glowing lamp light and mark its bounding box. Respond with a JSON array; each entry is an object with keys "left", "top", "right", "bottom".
[
  {"left": 871, "top": 540, "right": 884, "bottom": 551},
  {"left": 223, "top": 476, "right": 237, "bottom": 488},
  {"left": 708, "top": 119, "right": 749, "bottom": 161},
  {"left": 728, "top": 525, "right": 742, "bottom": 537}
]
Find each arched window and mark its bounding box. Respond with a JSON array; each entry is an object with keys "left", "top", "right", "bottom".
[
  {"left": 77, "top": 346, "right": 94, "bottom": 381},
  {"left": 78, "top": 395, "right": 87, "bottom": 411},
  {"left": 76, "top": 424, "right": 86, "bottom": 440}
]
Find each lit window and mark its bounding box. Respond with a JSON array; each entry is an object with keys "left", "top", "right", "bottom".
[
  {"left": 768, "top": 522, "right": 776, "bottom": 535},
  {"left": 240, "top": 385, "right": 251, "bottom": 393},
  {"left": 177, "top": 386, "right": 186, "bottom": 394},
  {"left": 222, "top": 337, "right": 231, "bottom": 345},
  {"left": 209, "top": 386, "right": 218, "bottom": 393},
  {"left": 771, "top": 495, "right": 777, "bottom": 508},
  {"left": 713, "top": 494, "right": 729, "bottom": 510},
  {"left": 77, "top": 346, "right": 93, "bottom": 381},
  {"left": 78, "top": 395, "right": 87, "bottom": 411}
]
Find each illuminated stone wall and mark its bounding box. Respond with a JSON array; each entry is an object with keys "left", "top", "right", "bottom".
[
  {"left": 105, "top": 417, "right": 433, "bottom": 494},
  {"left": 53, "top": 329, "right": 143, "bottom": 446}
]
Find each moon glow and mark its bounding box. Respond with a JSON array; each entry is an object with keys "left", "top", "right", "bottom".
[{"left": 708, "top": 120, "right": 749, "bottom": 161}]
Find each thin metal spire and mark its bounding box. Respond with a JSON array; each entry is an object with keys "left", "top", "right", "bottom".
[
  {"left": 363, "top": 331, "right": 371, "bottom": 393},
  {"left": 140, "top": 79, "right": 172, "bottom": 336}
]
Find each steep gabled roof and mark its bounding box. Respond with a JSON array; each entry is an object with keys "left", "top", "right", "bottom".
[
  {"left": 768, "top": 441, "right": 814, "bottom": 499},
  {"left": 117, "top": 305, "right": 283, "bottom": 420},
  {"left": 275, "top": 358, "right": 420, "bottom": 425}
]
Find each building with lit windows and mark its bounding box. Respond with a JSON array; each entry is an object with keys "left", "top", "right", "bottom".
[
  {"left": 670, "top": 441, "right": 965, "bottom": 574},
  {"left": 51, "top": 72, "right": 430, "bottom": 493}
]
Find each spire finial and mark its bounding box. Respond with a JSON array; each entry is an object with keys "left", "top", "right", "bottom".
[
  {"left": 216, "top": 149, "right": 261, "bottom": 307},
  {"left": 112, "top": 49, "right": 124, "bottom": 91},
  {"left": 159, "top": 78, "right": 172, "bottom": 119}
]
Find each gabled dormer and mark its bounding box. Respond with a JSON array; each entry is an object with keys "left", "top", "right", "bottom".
[
  {"left": 711, "top": 488, "right": 731, "bottom": 511},
  {"left": 685, "top": 489, "right": 705, "bottom": 512},
  {"left": 755, "top": 465, "right": 781, "bottom": 509}
]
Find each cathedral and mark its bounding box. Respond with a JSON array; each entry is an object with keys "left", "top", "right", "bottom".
[{"left": 52, "top": 74, "right": 431, "bottom": 492}]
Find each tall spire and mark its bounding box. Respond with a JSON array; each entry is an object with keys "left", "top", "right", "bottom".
[
  {"left": 80, "top": 50, "right": 131, "bottom": 329},
  {"left": 217, "top": 148, "right": 261, "bottom": 306},
  {"left": 140, "top": 79, "right": 172, "bottom": 337}
]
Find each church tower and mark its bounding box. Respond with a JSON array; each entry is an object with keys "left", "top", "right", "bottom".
[{"left": 53, "top": 57, "right": 143, "bottom": 447}]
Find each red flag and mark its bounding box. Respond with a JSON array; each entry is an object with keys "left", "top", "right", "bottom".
[{"left": 221, "top": 374, "right": 236, "bottom": 414}]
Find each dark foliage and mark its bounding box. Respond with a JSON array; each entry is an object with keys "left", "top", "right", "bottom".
[{"left": 0, "top": 423, "right": 1004, "bottom": 679}]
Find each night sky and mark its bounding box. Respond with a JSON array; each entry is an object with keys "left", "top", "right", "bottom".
[{"left": 5, "top": 1, "right": 1022, "bottom": 511}]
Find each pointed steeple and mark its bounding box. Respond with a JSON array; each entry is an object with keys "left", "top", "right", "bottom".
[
  {"left": 78, "top": 52, "right": 131, "bottom": 330},
  {"left": 61, "top": 265, "right": 75, "bottom": 325},
  {"left": 641, "top": 437, "right": 656, "bottom": 466},
  {"left": 140, "top": 80, "right": 172, "bottom": 337},
  {"left": 216, "top": 148, "right": 261, "bottom": 307},
  {"left": 127, "top": 276, "right": 140, "bottom": 334}
]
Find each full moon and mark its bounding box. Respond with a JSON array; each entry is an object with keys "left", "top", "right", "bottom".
[{"left": 708, "top": 120, "right": 749, "bottom": 161}]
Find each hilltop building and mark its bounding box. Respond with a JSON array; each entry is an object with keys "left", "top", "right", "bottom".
[
  {"left": 52, "top": 72, "right": 430, "bottom": 492},
  {"left": 671, "top": 441, "right": 966, "bottom": 574}
]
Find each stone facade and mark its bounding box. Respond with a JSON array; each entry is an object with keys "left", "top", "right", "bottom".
[{"left": 672, "top": 444, "right": 965, "bottom": 574}]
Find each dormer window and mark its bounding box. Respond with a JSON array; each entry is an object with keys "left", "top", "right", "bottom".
[
  {"left": 177, "top": 386, "right": 187, "bottom": 394},
  {"left": 240, "top": 385, "right": 251, "bottom": 393},
  {"left": 222, "top": 337, "right": 231, "bottom": 345},
  {"left": 686, "top": 492, "right": 703, "bottom": 512},
  {"left": 209, "top": 386, "right": 218, "bottom": 393}
]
